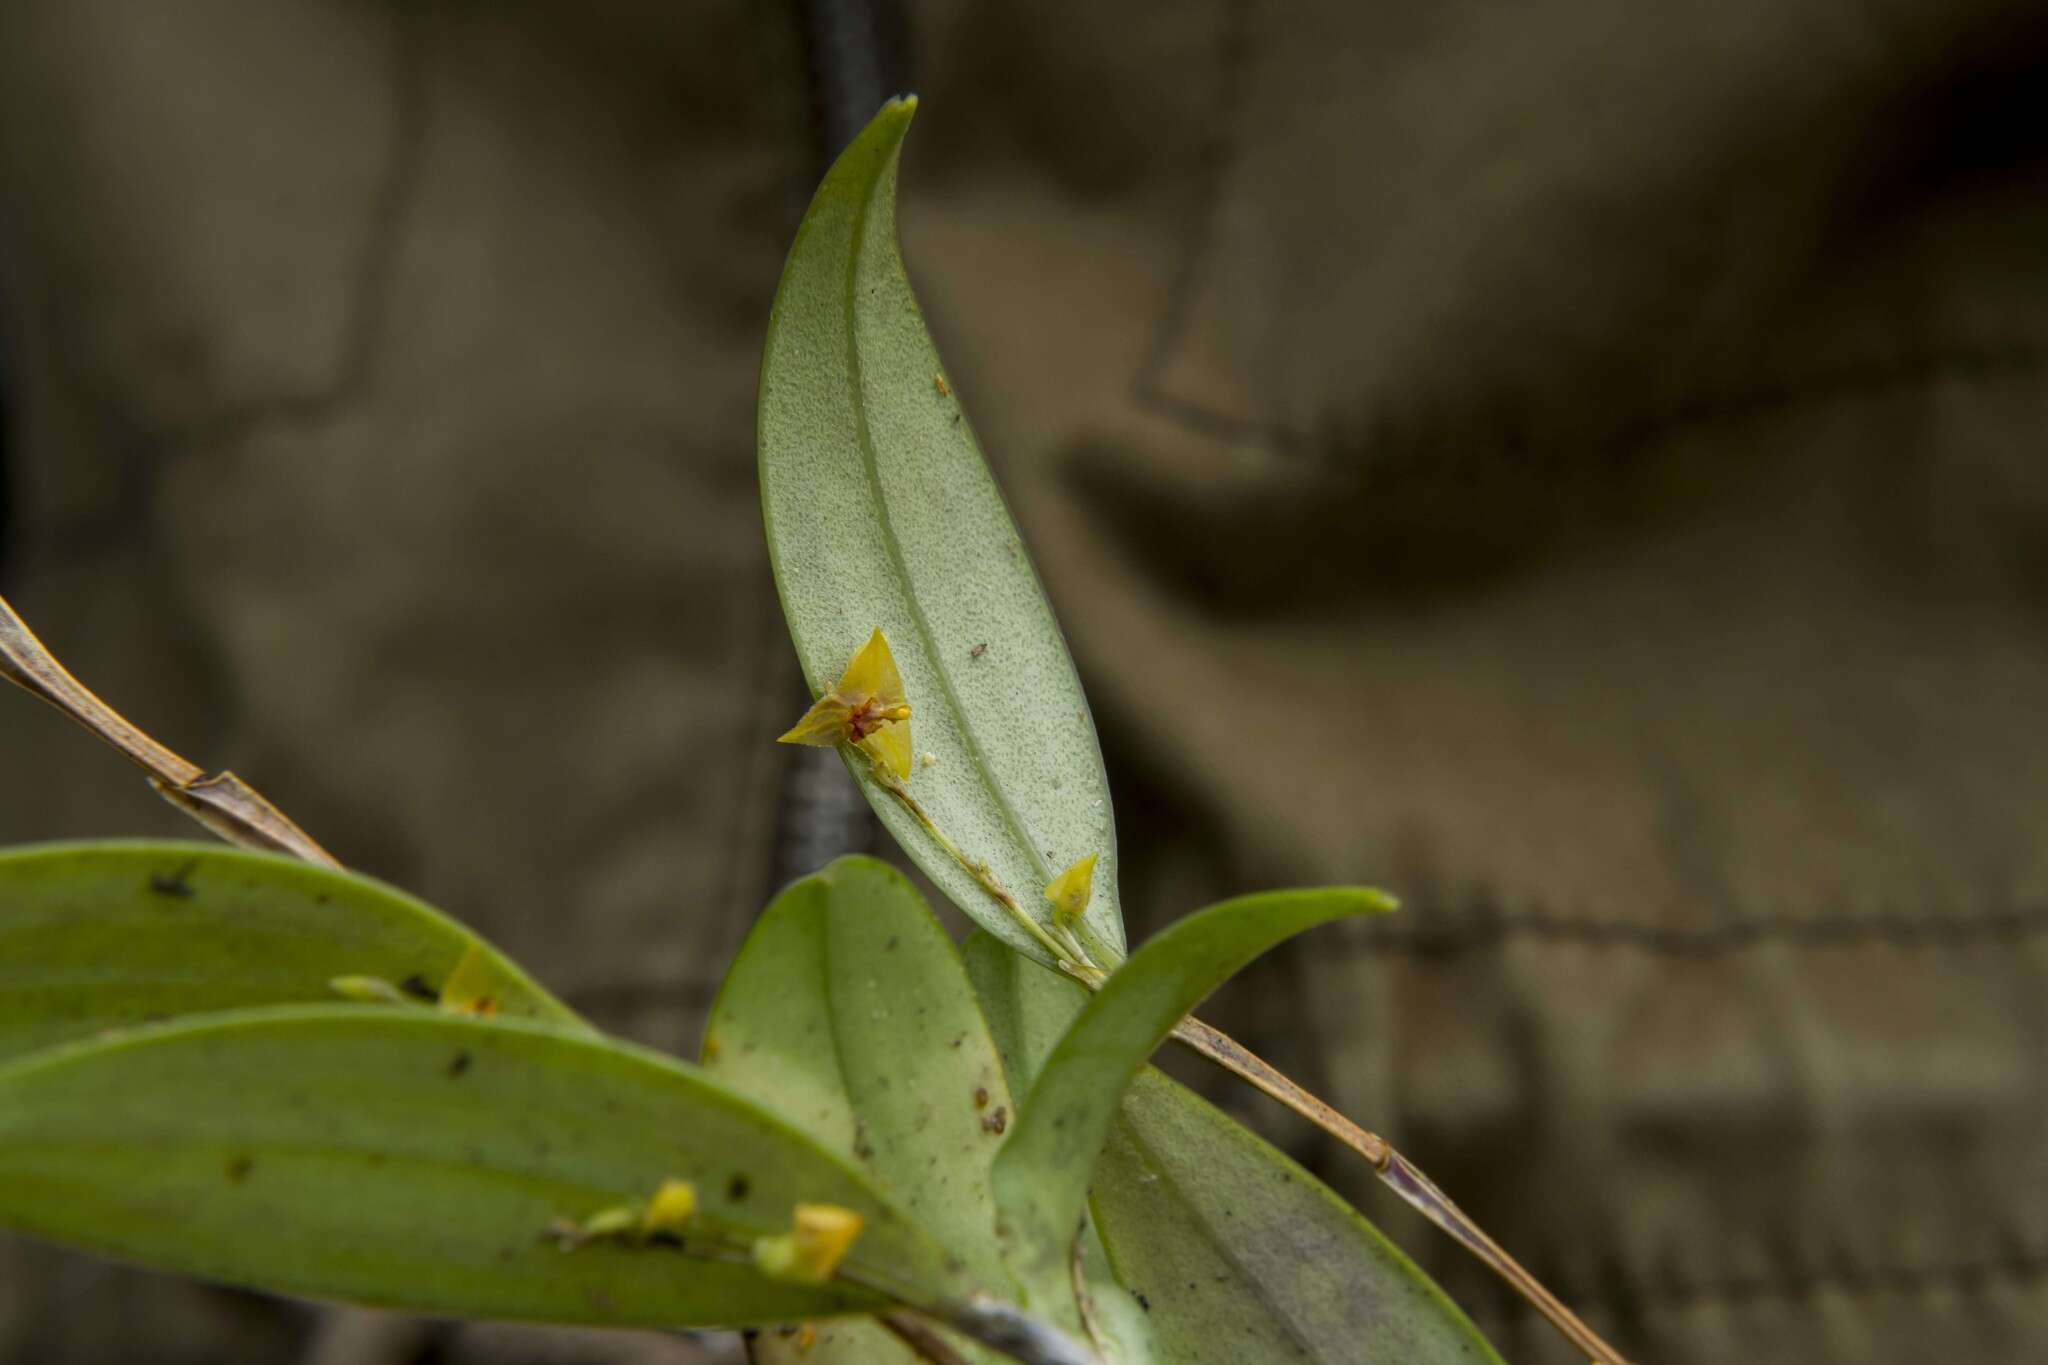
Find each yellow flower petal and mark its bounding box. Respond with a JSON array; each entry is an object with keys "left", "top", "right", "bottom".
[
  {"left": 857, "top": 719, "right": 913, "bottom": 782},
  {"left": 777, "top": 694, "right": 853, "bottom": 747},
  {"left": 1043, "top": 853, "right": 1098, "bottom": 926},
  {"left": 838, "top": 628, "right": 907, "bottom": 710}
]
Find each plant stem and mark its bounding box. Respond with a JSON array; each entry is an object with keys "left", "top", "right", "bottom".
[
  {"left": 1165, "top": 1017, "right": 1628, "bottom": 1365},
  {"left": 0, "top": 592, "right": 338, "bottom": 867},
  {"left": 3, "top": 592, "right": 1615, "bottom": 1363},
  {"left": 879, "top": 1312, "right": 973, "bottom": 1365},
  {"left": 873, "top": 771, "right": 1079, "bottom": 967},
  {"left": 938, "top": 1297, "right": 1101, "bottom": 1365},
  {"left": 873, "top": 755, "right": 1629, "bottom": 1364}
]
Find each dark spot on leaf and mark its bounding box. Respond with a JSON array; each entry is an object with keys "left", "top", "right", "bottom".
[
  {"left": 980, "top": 1107, "right": 1007, "bottom": 1135},
  {"left": 853, "top": 1121, "right": 875, "bottom": 1160},
  {"left": 728, "top": 1174, "right": 750, "bottom": 1201},
  {"left": 225, "top": 1154, "right": 255, "bottom": 1183},
  {"left": 399, "top": 974, "right": 437, "bottom": 1002},
  {"left": 148, "top": 861, "right": 198, "bottom": 899},
  {"left": 949, "top": 1034, "right": 964, "bottom": 1049},
  {"left": 648, "top": 1231, "right": 684, "bottom": 1249},
  {"left": 970, "top": 642, "right": 988, "bottom": 659},
  {"left": 1136, "top": 1293, "right": 1151, "bottom": 1312},
  {"left": 886, "top": 936, "right": 899, "bottom": 950},
  {"left": 448, "top": 1051, "right": 472, "bottom": 1078},
  {"left": 973, "top": 1087, "right": 989, "bottom": 1110}
]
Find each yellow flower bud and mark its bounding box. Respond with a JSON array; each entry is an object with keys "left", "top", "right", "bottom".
[
  {"left": 641, "top": 1179, "right": 697, "bottom": 1234},
  {"left": 1043, "top": 853, "right": 1098, "bottom": 928},
  {"left": 751, "top": 1203, "right": 864, "bottom": 1284}
]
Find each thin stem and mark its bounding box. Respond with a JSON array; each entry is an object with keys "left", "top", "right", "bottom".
[
  {"left": 3, "top": 593, "right": 1615, "bottom": 1362},
  {"left": 1165, "top": 1018, "right": 1627, "bottom": 1363},
  {"left": 874, "top": 770, "right": 1079, "bottom": 967},
  {"left": 937, "top": 1297, "right": 1101, "bottom": 1365},
  {"left": 873, "top": 752, "right": 1628, "bottom": 1364},
  {"left": 879, "top": 1312, "right": 972, "bottom": 1365},
  {"left": 0, "top": 592, "right": 339, "bottom": 867}
]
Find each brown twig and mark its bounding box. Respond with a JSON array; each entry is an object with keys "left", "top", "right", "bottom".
[
  {"left": 879, "top": 1312, "right": 973, "bottom": 1365},
  {"left": 0, "top": 593, "right": 337, "bottom": 867},
  {"left": 1166, "top": 1017, "right": 1626, "bottom": 1364}
]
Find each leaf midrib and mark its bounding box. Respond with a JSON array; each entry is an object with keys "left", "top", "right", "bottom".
[{"left": 839, "top": 155, "right": 1056, "bottom": 897}]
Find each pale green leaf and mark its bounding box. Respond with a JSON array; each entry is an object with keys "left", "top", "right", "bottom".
[
  {"left": 0, "top": 1006, "right": 968, "bottom": 1328},
  {"left": 0, "top": 840, "right": 581, "bottom": 1065},
  {"left": 991, "top": 890, "right": 1393, "bottom": 1291},
  {"left": 702, "top": 857, "right": 1015, "bottom": 1296},
  {"left": 961, "top": 929, "right": 1088, "bottom": 1091},
  {"left": 758, "top": 96, "right": 1122, "bottom": 968},
  {"left": 1094, "top": 1071, "right": 1503, "bottom": 1365}
]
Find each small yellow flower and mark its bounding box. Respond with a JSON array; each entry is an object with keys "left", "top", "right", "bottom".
[
  {"left": 641, "top": 1179, "right": 698, "bottom": 1234},
  {"left": 751, "top": 1203, "right": 864, "bottom": 1284},
  {"left": 778, "top": 629, "right": 913, "bottom": 780},
  {"left": 1043, "top": 853, "right": 1098, "bottom": 928}
]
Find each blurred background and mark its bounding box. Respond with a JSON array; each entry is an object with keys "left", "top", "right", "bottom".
[{"left": 3, "top": 2, "right": 2047, "bottom": 1362}]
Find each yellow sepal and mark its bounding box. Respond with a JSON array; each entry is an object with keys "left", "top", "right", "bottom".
[
  {"left": 838, "top": 628, "right": 907, "bottom": 709},
  {"left": 858, "top": 720, "right": 913, "bottom": 782}
]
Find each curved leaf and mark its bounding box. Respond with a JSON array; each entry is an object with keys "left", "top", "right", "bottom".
[
  {"left": 703, "top": 857, "right": 1015, "bottom": 1293},
  {"left": 1094, "top": 1072, "right": 1503, "bottom": 1365},
  {"left": 758, "top": 97, "right": 1122, "bottom": 968},
  {"left": 967, "top": 930, "right": 1495, "bottom": 1364},
  {"left": 0, "top": 840, "right": 581, "bottom": 1065},
  {"left": 0, "top": 1007, "right": 968, "bottom": 1328},
  {"left": 991, "top": 890, "right": 1393, "bottom": 1291}
]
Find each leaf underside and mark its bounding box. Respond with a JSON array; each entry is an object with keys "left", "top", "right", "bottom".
[{"left": 757, "top": 95, "right": 1123, "bottom": 968}]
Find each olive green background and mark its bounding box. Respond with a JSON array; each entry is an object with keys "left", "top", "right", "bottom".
[{"left": 2, "top": 2, "right": 2045, "bottom": 1362}]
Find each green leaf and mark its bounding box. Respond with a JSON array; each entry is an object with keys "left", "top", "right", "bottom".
[
  {"left": 967, "top": 927, "right": 1497, "bottom": 1364},
  {"left": 758, "top": 96, "right": 1122, "bottom": 969},
  {"left": 961, "top": 929, "right": 1088, "bottom": 1092},
  {"left": 0, "top": 840, "right": 581, "bottom": 1065},
  {"left": 1093, "top": 1071, "right": 1504, "bottom": 1365},
  {"left": 702, "top": 857, "right": 1015, "bottom": 1295},
  {"left": 0, "top": 1006, "right": 968, "bottom": 1329},
  {"left": 991, "top": 890, "right": 1393, "bottom": 1291}
]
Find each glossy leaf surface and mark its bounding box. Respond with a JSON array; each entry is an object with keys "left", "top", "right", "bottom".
[
  {"left": 0, "top": 840, "right": 579, "bottom": 1065},
  {"left": 0, "top": 1007, "right": 964, "bottom": 1327},
  {"left": 757, "top": 97, "right": 1122, "bottom": 967}
]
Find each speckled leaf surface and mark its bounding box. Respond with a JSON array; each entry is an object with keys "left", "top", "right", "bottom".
[
  {"left": 991, "top": 889, "right": 1392, "bottom": 1293},
  {"left": 702, "top": 857, "right": 1015, "bottom": 1296},
  {"left": 0, "top": 841, "right": 580, "bottom": 1065},
  {"left": 757, "top": 97, "right": 1123, "bottom": 968},
  {"left": 1094, "top": 1071, "right": 1503, "bottom": 1365},
  {"left": 0, "top": 1007, "right": 965, "bottom": 1329}
]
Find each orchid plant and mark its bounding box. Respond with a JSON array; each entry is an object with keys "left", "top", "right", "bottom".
[{"left": 0, "top": 100, "right": 1629, "bottom": 1365}]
